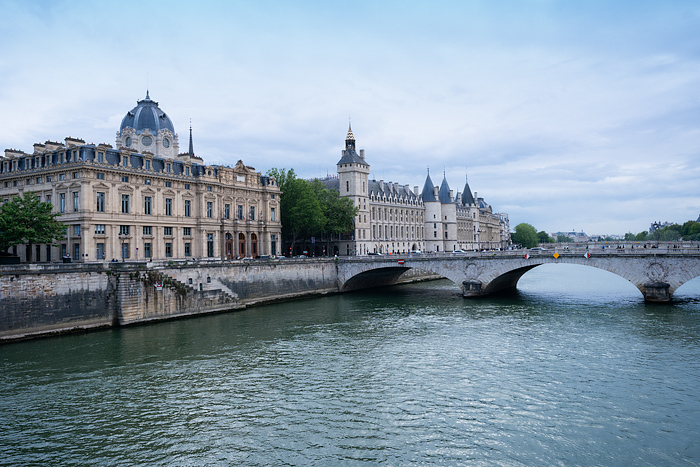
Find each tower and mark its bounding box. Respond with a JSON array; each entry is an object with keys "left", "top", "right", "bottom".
[{"left": 336, "top": 124, "right": 370, "bottom": 255}]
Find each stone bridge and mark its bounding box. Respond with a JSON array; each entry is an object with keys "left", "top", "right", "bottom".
[{"left": 337, "top": 248, "right": 700, "bottom": 302}]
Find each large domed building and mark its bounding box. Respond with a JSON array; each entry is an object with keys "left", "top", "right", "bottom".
[
  {"left": 0, "top": 92, "right": 282, "bottom": 263},
  {"left": 116, "top": 91, "right": 179, "bottom": 157}
]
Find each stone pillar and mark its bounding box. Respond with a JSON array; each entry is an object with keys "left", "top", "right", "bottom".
[
  {"left": 642, "top": 282, "right": 671, "bottom": 303},
  {"left": 462, "top": 280, "right": 483, "bottom": 298}
]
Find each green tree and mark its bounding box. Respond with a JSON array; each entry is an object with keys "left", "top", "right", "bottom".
[
  {"left": 0, "top": 192, "right": 66, "bottom": 262},
  {"left": 635, "top": 231, "right": 648, "bottom": 241},
  {"left": 511, "top": 223, "right": 538, "bottom": 248},
  {"left": 556, "top": 234, "right": 571, "bottom": 243},
  {"left": 537, "top": 231, "right": 553, "bottom": 244},
  {"left": 267, "top": 168, "right": 325, "bottom": 254}
]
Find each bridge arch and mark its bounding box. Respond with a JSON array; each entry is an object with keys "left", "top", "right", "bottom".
[{"left": 337, "top": 253, "right": 700, "bottom": 302}]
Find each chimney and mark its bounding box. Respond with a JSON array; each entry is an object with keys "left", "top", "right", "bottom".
[
  {"left": 380, "top": 180, "right": 384, "bottom": 191},
  {"left": 434, "top": 186, "right": 439, "bottom": 197},
  {"left": 449, "top": 189, "right": 453, "bottom": 199},
  {"left": 360, "top": 149, "right": 365, "bottom": 159},
  {"left": 414, "top": 185, "right": 419, "bottom": 195}
]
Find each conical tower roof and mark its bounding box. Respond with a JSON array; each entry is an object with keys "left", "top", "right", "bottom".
[
  {"left": 421, "top": 170, "right": 436, "bottom": 202},
  {"left": 462, "top": 175, "right": 475, "bottom": 205},
  {"left": 438, "top": 175, "right": 452, "bottom": 204}
]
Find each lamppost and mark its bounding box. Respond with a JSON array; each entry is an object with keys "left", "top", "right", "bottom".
[{"left": 119, "top": 234, "right": 126, "bottom": 262}]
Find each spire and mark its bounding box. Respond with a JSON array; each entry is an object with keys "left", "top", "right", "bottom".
[
  {"left": 421, "top": 170, "right": 436, "bottom": 202},
  {"left": 438, "top": 174, "right": 452, "bottom": 204},
  {"left": 188, "top": 120, "right": 194, "bottom": 155},
  {"left": 145, "top": 89, "right": 150, "bottom": 100},
  {"left": 345, "top": 122, "right": 356, "bottom": 152},
  {"left": 462, "top": 169, "right": 475, "bottom": 206}
]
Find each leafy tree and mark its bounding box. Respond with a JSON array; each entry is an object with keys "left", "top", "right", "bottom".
[
  {"left": 537, "top": 231, "right": 553, "bottom": 244},
  {"left": 624, "top": 232, "right": 635, "bottom": 241},
  {"left": 635, "top": 231, "right": 648, "bottom": 241},
  {"left": 556, "top": 234, "right": 571, "bottom": 243},
  {"left": 310, "top": 179, "right": 357, "bottom": 236},
  {"left": 0, "top": 192, "right": 66, "bottom": 262},
  {"left": 511, "top": 223, "right": 538, "bottom": 248},
  {"left": 268, "top": 168, "right": 325, "bottom": 254}
]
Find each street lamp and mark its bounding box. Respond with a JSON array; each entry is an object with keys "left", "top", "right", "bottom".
[{"left": 119, "top": 234, "right": 126, "bottom": 262}]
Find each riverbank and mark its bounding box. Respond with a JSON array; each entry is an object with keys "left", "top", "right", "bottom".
[{"left": 0, "top": 259, "right": 441, "bottom": 343}]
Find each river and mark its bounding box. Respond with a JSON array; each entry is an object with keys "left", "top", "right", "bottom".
[{"left": 1, "top": 264, "right": 699, "bottom": 466}]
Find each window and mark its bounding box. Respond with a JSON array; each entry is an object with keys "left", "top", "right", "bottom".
[
  {"left": 164, "top": 227, "right": 173, "bottom": 236},
  {"left": 121, "top": 175, "right": 129, "bottom": 183},
  {"left": 184, "top": 200, "right": 191, "bottom": 217},
  {"left": 166, "top": 163, "right": 171, "bottom": 174},
  {"left": 96, "top": 192, "right": 105, "bottom": 212},
  {"left": 206, "top": 201, "right": 213, "bottom": 218},
  {"left": 73, "top": 172, "right": 78, "bottom": 179},
  {"left": 184, "top": 183, "right": 190, "bottom": 190},
  {"left": 271, "top": 194, "right": 275, "bottom": 199},
  {"left": 96, "top": 243, "right": 105, "bottom": 260},
  {"left": 144, "top": 242, "right": 151, "bottom": 258},
  {"left": 121, "top": 194, "right": 130, "bottom": 213},
  {"left": 207, "top": 233, "right": 214, "bottom": 257},
  {"left": 95, "top": 224, "right": 105, "bottom": 235},
  {"left": 143, "top": 226, "right": 152, "bottom": 235},
  {"left": 237, "top": 205, "right": 243, "bottom": 220},
  {"left": 271, "top": 207, "right": 276, "bottom": 222},
  {"left": 185, "top": 167, "right": 190, "bottom": 176},
  {"left": 73, "top": 225, "right": 81, "bottom": 236},
  {"left": 59, "top": 193, "right": 66, "bottom": 213},
  {"left": 165, "top": 243, "right": 172, "bottom": 257},
  {"left": 183, "top": 227, "right": 191, "bottom": 236},
  {"left": 36, "top": 177, "right": 41, "bottom": 184},
  {"left": 249, "top": 206, "right": 255, "bottom": 221},
  {"left": 224, "top": 204, "right": 230, "bottom": 219},
  {"left": 346, "top": 181, "right": 349, "bottom": 192},
  {"left": 165, "top": 181, "right": 171, "bottom": 187},
  {"left": 45, "top": 194, "right": 51, "bottom": 205},
  {"left": 165, "top": 198, "right": 172, "bottom": 216},
  {"left": 184, "top": 242, "right": 191, "bottom": 257},
  {"left": 96, "top": 172, "right": 104, "bottom": 180},
  {"left": 119, "top": 225, "right": 130, "bottom": 235},
  {"left": 59, "top": 174, "right": 65, "bottom": 181},
  {"left": 46, "top": 175, "right": 52, "bottom": 182},
  {"left": 145, "top": 160, "right": 151, "bottom": 170},
  {"left": 73, "top": 192, "right": 79, "bottom": 211},
  {"left": 144, "top": 196, "right": 152, "bottom": 215},
  {"left": 144, "top": 178, "right": 151, "bottom": 185},
  {"left": 207, "top": 186, "right": 212, "bottom": 192},
  {"left": 97, "top": 152, "right": 104, "bottom": 163}
]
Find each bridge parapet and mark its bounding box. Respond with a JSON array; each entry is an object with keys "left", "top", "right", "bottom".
[{"left": 337, "top": 250, "right": 700, "bottom": 302}]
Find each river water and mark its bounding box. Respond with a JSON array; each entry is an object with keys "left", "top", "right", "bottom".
[{"left": 1, "top": 265, "right": 700, "bottom": 466}]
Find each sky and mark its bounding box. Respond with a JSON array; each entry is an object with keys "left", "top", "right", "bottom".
[{"left": 1, "top": 0, "right": 699, "bottom": 236}]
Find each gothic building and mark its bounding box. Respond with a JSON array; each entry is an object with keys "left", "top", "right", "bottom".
[
  {"left": 0, "top": 92, "right": 282, "bottom": 262},
  {"left": 321, "top": 126, "right": 510, "bottom": 255}
]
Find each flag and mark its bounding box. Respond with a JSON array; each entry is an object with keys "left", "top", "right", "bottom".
[
  {"left": 584, "top": 252, "right": 591, "bottom": 258},
  {"left": 524, "top": 253, "right": 530, "bottom": 259}
]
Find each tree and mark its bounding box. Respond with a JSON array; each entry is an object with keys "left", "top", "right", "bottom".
[
  {"left": 0, "top": 192, "right": 66, "bottom": 262},
  {"left": 537, "top": 231, "right": 553, "bottom": 244},
  {"left": 635, "top": 231, "right": 648, "bottom": 241},
  {"left": 556, "top": 234, "right": 571, "bottom": 243},
  {"left": 267, "top": 168, "right": 325, "bottom": 254},
  {"left": 511, "top": 223, "right": 538, "bottom": 248}
]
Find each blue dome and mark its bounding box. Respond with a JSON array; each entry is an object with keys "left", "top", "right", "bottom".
[{"left": 119, "top": 91, "right": 175, "bottom": 136}]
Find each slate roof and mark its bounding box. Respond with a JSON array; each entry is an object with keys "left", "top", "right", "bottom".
[
  {"left": 119, "top": 91, "right": 175, "bottom": 136},
  {"left": 421, "top": 173, "right": 436, "bottom": 202},
  {"left": 438, "top": 176, "right": 452, "bottom": 204}
]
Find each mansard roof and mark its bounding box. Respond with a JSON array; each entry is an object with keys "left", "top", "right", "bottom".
[
  {"left": 368, "top": 179, "right": 419, "bottom": 202},
  {"left": 336, "top": 149, "right": 366, "bottom": 166}
]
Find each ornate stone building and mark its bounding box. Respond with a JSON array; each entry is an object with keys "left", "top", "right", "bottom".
[
  {"left": 321, "top": 126, "right": 510, "bottom": 255},
  {"left": 0, "top": 93, "right": 282, "bottom": 262}
]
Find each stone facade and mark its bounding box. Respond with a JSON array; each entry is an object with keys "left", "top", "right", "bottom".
[
  {"left": 0, "top": 93, "right": 282, "bottom": 262},
  {"left": 321, "top": 127, "right": 510, "bottom": 255}
]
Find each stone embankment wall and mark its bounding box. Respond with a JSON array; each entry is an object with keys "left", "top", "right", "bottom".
[
  {"left": 1, "top": 258, "right": 377, "bottom": 343},
  {"left": 0, "top": 263, "right": 116, "bottom": 341}
]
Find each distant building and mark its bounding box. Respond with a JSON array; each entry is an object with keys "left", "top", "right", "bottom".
[
  {"left": 316, "top": 126, "right": 510, "bottom": 255},
  {"left": 650, "top": 221, "right": 673, "bottom": 233},
  {"left": 554, "top": 230, "right": 590, "bottom": 242},
  {"left": 0, "top": 92, "right": 282, "bottom": 262}
]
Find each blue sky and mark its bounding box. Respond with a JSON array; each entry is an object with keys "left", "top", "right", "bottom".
[{"left": 2, "top": 0, "right": 699, "bottom": 235}]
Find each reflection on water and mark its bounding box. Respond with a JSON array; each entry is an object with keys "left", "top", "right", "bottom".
[{"left": 1, "top": 264, "right": 699, "bottom": 466}]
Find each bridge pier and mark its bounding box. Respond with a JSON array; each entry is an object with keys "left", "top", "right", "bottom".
[
  {"left": 462, "top": 280, "right": 483, "bottom": 298},
  {"left": 641, "top": 282, "right": 672, "bottom": 303}
]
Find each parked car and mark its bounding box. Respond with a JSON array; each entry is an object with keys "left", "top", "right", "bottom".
[{"left": 530, "top": 247, "right": 546, "bottom": 251}]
